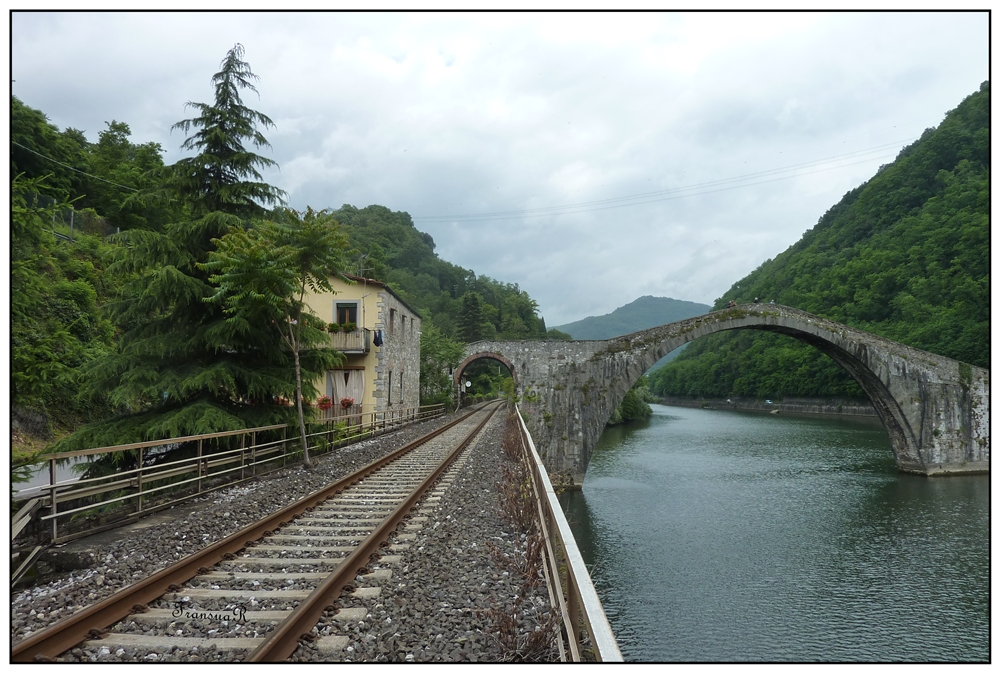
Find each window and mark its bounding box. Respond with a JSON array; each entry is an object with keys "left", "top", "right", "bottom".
[
  {"left": 387, "top": 371, "right": 392, "bottom": 405},
  {"left": 400, "top": 368, "right": 404, "bottom": 402},
  {"left": 335, "top": 301, "right": 358, "bottom": 327},
  {"left": 389, "top": 309, "right": 396, "bottom": 336},
  {"left": 401, "top": 315, "right": 406, "bottom": 341}
]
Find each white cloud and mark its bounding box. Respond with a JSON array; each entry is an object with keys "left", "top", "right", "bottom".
[{"left": 11, "top": 10, "right": 989, "bottom": 325}]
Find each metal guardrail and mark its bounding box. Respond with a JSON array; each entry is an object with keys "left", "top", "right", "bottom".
[
  {"left": 514, "top": 405, "right": 623, "bottom": 662},
  {"left": 15, "top": 404, "right": 446, "bottom": 546}
]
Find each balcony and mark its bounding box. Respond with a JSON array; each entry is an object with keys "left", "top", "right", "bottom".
[{"left": 326, "top": 328, "right": 371, "bottom": 354}]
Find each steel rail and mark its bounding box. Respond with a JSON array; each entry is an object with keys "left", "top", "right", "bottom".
[
  {"left": 11, "top": 406, "right": 486, "bottom": 663},
  {"left": 245, "top": 401, "right": 501, "bottom": 661}
]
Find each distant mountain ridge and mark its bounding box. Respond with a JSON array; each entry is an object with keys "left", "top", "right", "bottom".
[
  {"left": 553, "top": 296, "right": 711, "bottom": 370},
  {"left": 553, "top": 295, "right": 711, "bottom": 340}
]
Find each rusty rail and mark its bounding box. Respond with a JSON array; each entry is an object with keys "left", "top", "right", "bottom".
[
  {"left": 246, "top": 401, "right": 501, "bottom": 661},
  {"left": 11, "top": 404, "right": 487, "bottom": 663},
  {"left": 515, "top": 405, "right": 623, "bottom": 662}
]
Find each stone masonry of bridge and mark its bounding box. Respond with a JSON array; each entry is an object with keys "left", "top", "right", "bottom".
[{"left": 455, "top": 305, "right": 989, "bottom": 486}]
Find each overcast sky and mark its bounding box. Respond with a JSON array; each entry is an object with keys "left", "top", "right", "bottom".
[{"left": 10, "top": 11, "right": 989, "bottom": 326}]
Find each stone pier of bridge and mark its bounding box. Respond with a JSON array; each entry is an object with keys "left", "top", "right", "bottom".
[{"left": 455, "top": 305, "right": 989, "bottom": 486}]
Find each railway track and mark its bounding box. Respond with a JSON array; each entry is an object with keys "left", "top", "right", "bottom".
[{"left": 13, "top": 402, "right": 502, "bottom": 663}]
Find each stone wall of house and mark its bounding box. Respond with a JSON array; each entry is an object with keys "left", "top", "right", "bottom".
[{"left": 373, "top": 289, "right": 422, "bottom": 411}]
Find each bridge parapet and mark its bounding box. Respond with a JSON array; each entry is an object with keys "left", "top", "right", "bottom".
[{"left": 457, "top": 305, "right": 989, "bottom": 484}]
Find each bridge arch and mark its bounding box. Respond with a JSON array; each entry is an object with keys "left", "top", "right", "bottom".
[
  {"left": 460, "top": 305, "right": 989, "bottom": 484},
  {"left": 454, "top": 351, "right": 519, "bottom": 388}
]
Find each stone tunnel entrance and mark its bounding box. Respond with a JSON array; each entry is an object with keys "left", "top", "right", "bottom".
[{"left": 457, "top": 305, "right": 990, "bottom": 484}]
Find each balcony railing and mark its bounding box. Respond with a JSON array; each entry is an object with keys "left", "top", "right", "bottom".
[{"left": 326, "top": 328, "right": 370, "bottom": 353}]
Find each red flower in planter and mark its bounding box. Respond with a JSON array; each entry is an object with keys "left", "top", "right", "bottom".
[
  {"left": 317, "top": 396, "right": 333, "bottom": 410},
  {"left": 340, "top": 397, "right": 355, "bottom": 410}
]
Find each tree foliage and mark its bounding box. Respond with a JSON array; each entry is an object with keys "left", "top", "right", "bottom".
[
  {"left": 202, "top": 209, "right": 350, "bottom": 465},
  {"left": 649, "top": 82, "right": 990, "bottom": 400},
  {"left": 606, "top": 376, "right": 654, "bottom": 426},
  {"left": 168, "top": 43, "right": 286, "bottom": 219},
  {"left": 419, "top": 322, "right": 464, "bottom": 407},
  {"left": 12, "top": 176, "right": 114, "bottom": 424},
  {"left": 330, "top": 204, "right": 549, "bottom": 343},
  {"left": 54, "top": 44, "right": 297, "bottom": 451},
  {"left": 458, "top": 292, "right": 487, "bottom": 343}
]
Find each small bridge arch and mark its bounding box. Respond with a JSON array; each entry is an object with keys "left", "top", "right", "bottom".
[
  {"left": 458, "top": 305, "right": 989, "bottom": 485},
  {"left": 454, "top": 351, "right": 520, "bottom": 388}
]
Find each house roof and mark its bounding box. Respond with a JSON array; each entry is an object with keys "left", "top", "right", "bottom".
[{"left": 342, "top": 274, "right": 423, "bottom": 320}]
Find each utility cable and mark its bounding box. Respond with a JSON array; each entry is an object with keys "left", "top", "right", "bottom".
[
  {"left": 12, "top": 140, "right": 139, "bottom": 192},
  {"left": 412, "top": 138, "right": 914, "bottom": 223}
]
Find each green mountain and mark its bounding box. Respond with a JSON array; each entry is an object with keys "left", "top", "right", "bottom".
[
  {"left": 649, "top": 81, "right": 989, "bottom": 400},
  {"left": 554, "top": 295, "right": 710, "bottom": 370},
  {"left": 331, "top": 204, "right": 549, "bottom": 342},
  {"left": 553, "top": 295, "right": 711, "bottom": 340}
]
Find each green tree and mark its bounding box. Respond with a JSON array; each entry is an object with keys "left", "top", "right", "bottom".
[
  {"left": 203, "top": 209, "right": 351, "bottom": 467},
  {"left": 12, "top": 176, "right": 115, "bottom": 424},
  {"left": 546, "top": 328, "right": 573, "bottom": 341},
  {"left": 419, "top": 321, "right": 464, "bottom": 407},
  {"left": 168, "top": 43, "right": 286, "bottom": 218},
  {"left": 82, "top": 121, "right": 175, "bottom": 232},
  {"left": 11, "top": 96, "right": 89, "bottom": 197},
  {"left": 56, "top": 44, "right": 293, "bottom": 451},
  {"left": 458, "top": 292, "right": 487, "bottom": 343},
  {"left": 606, "top": 376, "right": 654, "bottom": 426}
]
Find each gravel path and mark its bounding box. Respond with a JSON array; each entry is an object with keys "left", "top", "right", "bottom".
[{"left": 12, "top": 407, "right": 561, "bottom": 663}]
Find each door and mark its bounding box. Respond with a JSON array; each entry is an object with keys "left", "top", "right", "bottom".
[{"left": 328, "top": 369, "right": 364, "bottom": 420}]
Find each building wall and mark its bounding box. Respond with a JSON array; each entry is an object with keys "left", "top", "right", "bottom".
[
  {"left": 373, "top": 289, "right": 421, "bottom": 410},
  {"left": 301, "top": 276, "right": 421, "bottom": 413}
]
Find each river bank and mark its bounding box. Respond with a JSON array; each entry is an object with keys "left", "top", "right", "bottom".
[{"left": 654, "top": 395, "right": 876, "bottom": 418}]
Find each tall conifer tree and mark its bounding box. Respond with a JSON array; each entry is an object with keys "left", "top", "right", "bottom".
[{"left": 60, "top": 45, "right": 311, "bottom": 450}]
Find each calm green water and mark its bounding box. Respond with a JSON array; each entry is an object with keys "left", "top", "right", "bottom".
[{"left": 560, "top": 404, "right": 989, "bottom": 662}]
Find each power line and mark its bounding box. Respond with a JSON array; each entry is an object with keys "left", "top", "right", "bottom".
[
  {"left": 412, "top": 138, "right": 914, "bottom": 223},
  {"left": 11, "top": 140, "right": 139, "bottom": 192}
]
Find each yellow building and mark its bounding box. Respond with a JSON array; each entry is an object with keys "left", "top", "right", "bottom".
[{"left": 303, "top": 274, "right": 422, "bottom": 418}]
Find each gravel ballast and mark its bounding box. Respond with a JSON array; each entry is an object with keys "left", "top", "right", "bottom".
[{"left": 12, "top": 407, "right": 562, "bottom": 662}]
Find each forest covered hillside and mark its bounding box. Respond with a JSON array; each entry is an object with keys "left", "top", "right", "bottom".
[
  {"left": 328, "top": 204, "right": 554, "bottom": 343},
  {"left": 648, "top": 82, "right": 989, "bottom": 400}
]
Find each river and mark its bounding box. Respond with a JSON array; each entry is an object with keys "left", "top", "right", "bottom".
[{"left": 559, "top": 404, "right": 989, "bottom": 662}]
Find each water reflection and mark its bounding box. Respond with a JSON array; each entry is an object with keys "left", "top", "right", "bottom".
[{"left": 560, "top": 404, "right": 988, "bottom": 662}]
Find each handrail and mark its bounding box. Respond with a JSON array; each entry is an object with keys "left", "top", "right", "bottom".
[
  {"left": 16, "top": 404, "right": 447, "bottom": 544},
  {"left": 36, "top": 424, "right": 289, "bottom": 461},
  {"left": 515, "top": 404, "right": 623, "bottom": 662}
]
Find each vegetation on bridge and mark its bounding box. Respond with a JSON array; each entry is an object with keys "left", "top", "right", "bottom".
[{"left": 649, "top": 82, "right": 989, "bottom": 400}]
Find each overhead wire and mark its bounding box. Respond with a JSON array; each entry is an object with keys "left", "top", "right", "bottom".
[
  {"left": 411, "top": 138, "right": 914, "bottom": 223},
  {"left": 12, "top": 140, "right": 140, "bottom": 192}
]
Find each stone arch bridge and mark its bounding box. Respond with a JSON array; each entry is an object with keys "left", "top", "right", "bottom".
[{"left": 455, "top": 305, "right": 989, "bottom": 486}]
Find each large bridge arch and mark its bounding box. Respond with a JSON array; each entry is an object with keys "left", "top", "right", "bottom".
[{"left": 459, "top": 305, "right": 989, "bottom": 485}]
